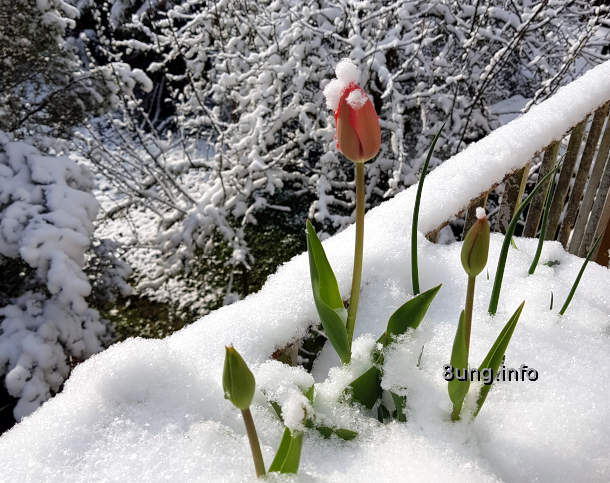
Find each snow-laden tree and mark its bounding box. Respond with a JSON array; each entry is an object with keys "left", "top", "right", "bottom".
[
  {"left": 0, "top": 131, "right": 108, "bottom": 420},
  {"left": 0, "top": 0, "right": 152, "bottom": 141},
  {"left": 79, "top": 1, "right": 608, "bottom": 309}
]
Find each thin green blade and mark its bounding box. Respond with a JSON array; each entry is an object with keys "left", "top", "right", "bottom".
[
  {"left": 412, "top": 124, "right": 444, "bottom": 294},
  {"left": 475, "top": 301, "right": 525, "bottom": 417},
  {"left": 269, "top": 428, "right": 303, "bottom": 474},
  {"left": 448, "top": 310, "right": 470, "bottom": 420},
  {"left": 559, "top": 234, "right": 602, "bottom": 315},
  {"left": 529, "top": 165, "right": 559, "bottom": 275},
  {"left": 306, "top": 220, "right": 350, "bottom": 363},
  {"left": 488, "top": 162, "right": 561, "bottom": 314},
  {"left": 269, "top": 427, "right": 291, "bottom": 472}
]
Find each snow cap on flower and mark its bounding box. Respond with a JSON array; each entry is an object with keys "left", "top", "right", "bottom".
[
  {"left": 323, "top": 59, "right": 381, "bottom": 163},
  {"left": 461, "top": 208, "right": 490, "bottom": 277}
]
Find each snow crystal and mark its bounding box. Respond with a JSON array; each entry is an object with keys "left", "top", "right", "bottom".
[
  {"left": 346, "top": 89, "right": 369, "bottom": 110},
  {"left": 323, "top": 79, "right": 345, "bottom": 112},
  {"left": 256, "top": 361, "right": 314, "bottom": 430},
  {"left": 475, "top": 207, "right": 486, "bottom": 220},
  {"left": 335, "top": 59, "right": 360, "bottom": 85}
]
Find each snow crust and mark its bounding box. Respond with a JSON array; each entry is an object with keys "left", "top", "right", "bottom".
[
  {"left": 476, "top": 207, "right": 486, "bottom": 220},
  {"left": 2, "top": 60, "right": 610, "bottom": 481}
]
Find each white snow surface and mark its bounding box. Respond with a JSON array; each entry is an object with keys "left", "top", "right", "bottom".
[{"left": 2, "top": 60, "right": 610, "bottom": 481}]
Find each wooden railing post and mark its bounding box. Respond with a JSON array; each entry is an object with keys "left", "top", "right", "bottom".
[
  {"left": 571, "top": 112, "right": 610, "bottom": 255},
  {"left": 559, "top": 103, "right": 610, "bottom": 248},
  {"left": 593, "top": 190, "right": 610, "bottom": 266},
  {"left": 497, "top": 164, "right": 529, "bottom": 233},
  {"left": 523, "top": 141, "right": 560, "bottom": 238},
  {"left": 546, "top": 117, "right": 588, "bottom": 240}
]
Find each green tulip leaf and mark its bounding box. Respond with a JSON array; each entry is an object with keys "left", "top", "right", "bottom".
[
  {"left": 270, "top": 400, "right": 282, "bottom": 421},
  {"left": 269, "top": 427, "right": 303, "bottom": 474},
  {"left": 347, "top": 366, "right": 382, "bottom": 409},
  {"left": 304, "top": 385, "right": 314, "bottom": 404},
  {"left": 385, "top": 284, "right": 442, "bottom": 346},
  {"left": 559, "top": 234, "right": 602, "bottom": 315},
  {"left": 412, "top": 123, "right": 444, "bottom": 294},
  {"left": 448, "top": 311, "right": 470, "bottom": 421},
  {"left": 528, "top": 168, "right": 558, "bottom": 275},
  {"left": 315, "top": 425, "right": 358, "bottom": 440},
  {"left": 474, "top": 301, "right": 525, "bottom": 418},
  {"left": 377, "top": 403, "right": 391, "bottom": 423},
  {"left": 306, "top": 221, "right": 350, "bottom": 364},
  {"left": 333, "top": 428, "right": 358, "bottom": 440},
  {"left": 390, "top": 391, "right": 407, "bottom": 422},
  {"left": 489, "top": 162, "right": 561, "bottom": 314}
]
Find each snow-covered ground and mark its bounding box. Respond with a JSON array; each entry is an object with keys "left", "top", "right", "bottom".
[
  {"left": 1, "top": 58, "right": 609, "bottom": 483},
  {"left": 0, "top": 211, "right": 608, "bottom": 482}
]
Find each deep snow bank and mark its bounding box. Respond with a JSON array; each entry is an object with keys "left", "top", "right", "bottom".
[{"left": 1, "top": 61, "right": 609, "bottom": 482}]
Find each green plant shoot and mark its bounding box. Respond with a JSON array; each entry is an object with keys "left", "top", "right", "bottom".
[
  {"left": 488, "top": 163, "right": 561, "bottom": 315},
  {"left": 223, "top": 346, "right": 265, "bottom": 478},
  {"left": 474, "top": 301, "right": 525, "bottom": 417},
  {"left": 529, "top": 166, "right": 559, "bottom": 275},
  {"left": 559, "top": 234, "right": 602, "bottom": 315},
  {"left": 412, "top": 124, "right": 444, "bottom": 295},
  {"left": 448, "top": 311, "right": 470, "bottom": 420},
  {"left": 306, "top": 220, "right": 350, "bottom": 364}
]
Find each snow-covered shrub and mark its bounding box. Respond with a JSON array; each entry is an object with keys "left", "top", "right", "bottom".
[
  {"left": 0, "top": 131, "right": 108, "bottom": 420},
  {"left": 76, "top": 1, "right": 608, "bottom": 311},
  {"left": 84, "top": 238, "right": 133, "bottom": 306},
  {"left": 0, "top": 0, "right": 152, "bottom": 141}
]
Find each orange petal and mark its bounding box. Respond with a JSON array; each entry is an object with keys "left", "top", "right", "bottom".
[
  {"left": 336, "top": 92, "right": 361, "bottom": 162},
  {"left": 350, "top": 97, "right": 381, "bottom": 162}
]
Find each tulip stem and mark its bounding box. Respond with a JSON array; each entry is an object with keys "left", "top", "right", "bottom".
[
  {"left": 241, "top": 408, "right": 266, "bottom": 478},
  {"left": 464, "top": 275, "right": 476, "bottom": 356},
  {"left": 346, "top": 163, "right": 365, "bottom": 355}
]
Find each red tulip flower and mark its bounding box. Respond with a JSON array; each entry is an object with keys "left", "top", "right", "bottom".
[
  {"left": 324, "top": 60, "right": 381, "bottom": 164},
  {"left": 334, "top": 83, "right": 381, "bottom": 163}
]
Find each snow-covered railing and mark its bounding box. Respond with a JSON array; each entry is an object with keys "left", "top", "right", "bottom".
[{"left": 420, "top": 60, "right": 610, "bottom": 267}]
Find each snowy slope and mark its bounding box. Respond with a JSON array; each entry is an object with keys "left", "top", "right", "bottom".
[{"left": 1, "top": 62, "right": 609, "bottom": 482}]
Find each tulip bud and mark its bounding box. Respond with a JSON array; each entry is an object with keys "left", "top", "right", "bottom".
[
  {"left": 461, "top": 207, "right": 490, "bottom": 277},
  {"left": 323, "top": 59, "right": 381, "bottom": 164},
  {"left": 334, "top": 84, "right": 381, "bottom": 163},
  {"left": 223, "top": 345, "right": 255, "bottom": 410}
]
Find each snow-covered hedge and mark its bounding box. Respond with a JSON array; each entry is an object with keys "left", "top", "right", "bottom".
[{"left": 0, "top": 132, "right": 108, "bottom": 420}]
